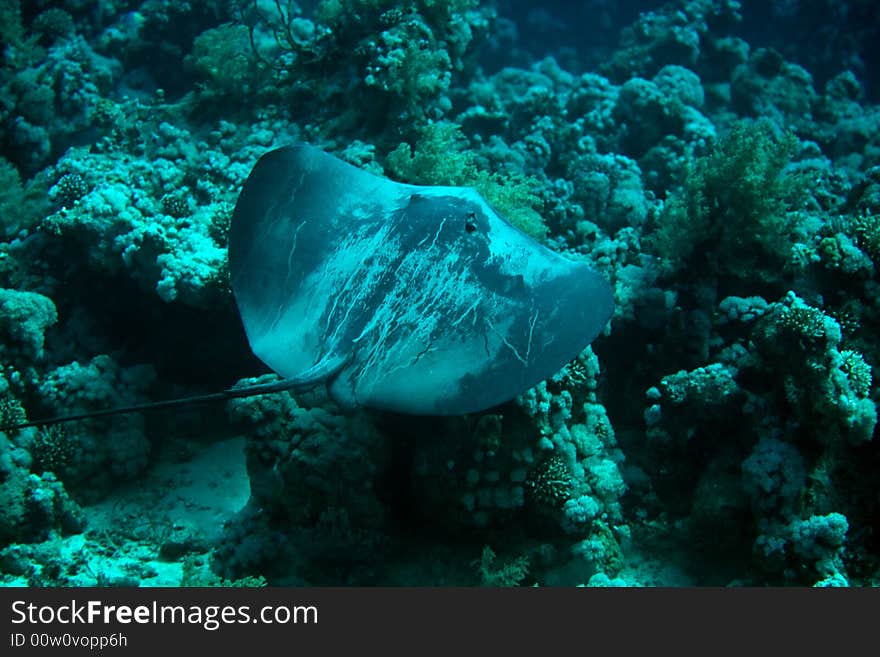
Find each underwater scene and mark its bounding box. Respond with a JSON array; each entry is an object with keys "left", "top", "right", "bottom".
[{"left": 0, "top": 0, "right": 879, "bottom": 587}]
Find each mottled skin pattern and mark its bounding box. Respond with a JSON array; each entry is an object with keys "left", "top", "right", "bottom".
[{"left": 229, "top": 144, "right": 613, "bottom": 414}]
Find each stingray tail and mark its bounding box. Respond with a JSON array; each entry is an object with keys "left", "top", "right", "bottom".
[{"left": 0, "top": 355, "right": 349, "bottom": 433}]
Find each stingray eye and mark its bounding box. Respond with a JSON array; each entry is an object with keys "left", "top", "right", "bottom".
[{"left": 465, "top": 211, "right": 477, "bottom": 234}]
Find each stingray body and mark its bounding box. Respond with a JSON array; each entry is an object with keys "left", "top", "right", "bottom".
[{"left": 229, "top": 144, "right": 613, "bottom": 415}]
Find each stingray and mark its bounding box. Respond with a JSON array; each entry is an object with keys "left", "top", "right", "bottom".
[{"left": 3, "top": 144, "right": 613, "bottom": 429}]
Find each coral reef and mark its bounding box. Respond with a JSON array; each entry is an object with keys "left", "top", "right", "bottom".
[{"left": 0, "top": 0, "right": 878, "bottom": 587}]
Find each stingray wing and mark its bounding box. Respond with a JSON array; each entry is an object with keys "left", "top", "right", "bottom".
[
  {"left": 228, "top": 144, "right": 392, "bottom": 378},
  {"left": 228, "top": 144, "right": 614, "bottom": 415}
]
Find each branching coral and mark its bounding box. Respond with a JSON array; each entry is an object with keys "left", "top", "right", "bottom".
[
  {"left": 386, "top": 122, "right": 548, "bottom": 239},
  {"left": 600, "top": 0, "right": 742, "bottom": 83},
  {"left": 755, "top": 512, "right": 850, "bottom": 585},
  {"left": 188, "top": 23, "right": 260, "bottom": 98},
  {"left": 1, "top": 31, "right": 121, "bottom": 173},
  {"left": 36, "top": 118, "right": 275, "bottom": 307},
  {"left": 751, "top": 292, "right": 876, "bottom": 445},
  {"left": 650, "top": 119, "right": 804, "bottom": 287},
  {"left": 0, "top": 469, "right": 83, "bottom": 547},
  {"left": 247, "top": 0, "right": 487, "bottom": 131}
]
